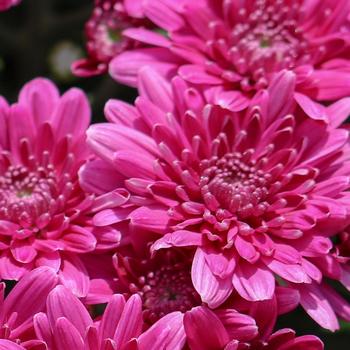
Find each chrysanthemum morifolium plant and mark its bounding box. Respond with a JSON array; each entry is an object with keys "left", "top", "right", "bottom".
[
  {"left": 82, "top": 69, "right": 350, "bottom": 333},
  {"left": 0, "top": 78, "right": 122, "bottom": 297},
  {"left": 110, "top": 0, "right": 350, "bottom": 111}
]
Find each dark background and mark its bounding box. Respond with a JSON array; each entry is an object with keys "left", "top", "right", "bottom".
[
  {"left": 0, "top": 0, "right": 137, "bottom": 123},
  {"left": 0, "top": 1, "right": 349, "bottom": 348}
]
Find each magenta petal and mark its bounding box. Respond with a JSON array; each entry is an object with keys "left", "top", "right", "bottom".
[
  {"left": 113, "top": 294, "right": 143, "bottom": 348},
  {"left": 54, "top": 317, "right": 84, "bottom": 350},
  {"left": 99, "top": 294, "right": 126, "bottom": 342},
  {"left": 18, "top": 77, "right": 59, "bottom": 125},
  {"left": 2, "top": 267, "right": 58, "bottom": 328},
  {"left": 280, "top": 335, "right": 324, "bottom": 350},
  {"left": 276, "top": 287, "right": 300, "bottom": 315},
  {"left": 311, "top": 70, "right": 350, "bottom": 100},
  {"left": 138, "top": 312, "right": 185, "bottom": 350},
  {"left": 215, "top": 309, "right": 258, "bottom": 342},
  {"left": 52, "top": 87, "right": 90, "bottom": 139},
  {"left": 184, "top": 306, "right": 229, "bottom": 350},
  {"left": 129, "top": 205, "right": 170, "bottom": 234},
  {"left": 46, "top": 285, "right": 92, "bottom": 337},
  {"left": 297, "top": 283, "right": 339, "bottom": 331},
  {"left": 152, "top": 230, "right": 202, "bottom": 251},
  {"left": 34, "top": 312, "right": 54, "bottom": 349},
  {"left": 191, "top": 248, "right": 233, "bottom": 308},
  {"left": 232, "top": 261, "right": 275, "bottom": 301},
  {"left": 0, "top": 252, "right": 30, "bottom": 280},
  {"left": 61, "top": 226, "right": 96, "bottom": 253},
  {"left": 143, "top": 0, "right": 184, "bottom": 31},
  {"left": 58, "top": 254, "right": 89, "bottom": 298},
  {"left": 263, "top": 258, "right": 311, "bottom": 284},
  {"left": 79, "top": 159, "right": 124, "bottom": 195},
  {"left": 138, "top": 67, "right": 173, "bottom": 112},
  {"left": 0, "top": 340, "right": 26, "bottom": 350},
  {"left": 11, "top": 239, "right": 37, "bottom": 264},
  {"left": 295, "top": 93, "right": 327, "bottom": 121}
]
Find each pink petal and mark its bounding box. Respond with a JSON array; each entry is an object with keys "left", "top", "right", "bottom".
[
  {"left": 113, "top": 294, "right": 142, "bottom": 348},
  {"left": 61, "top": 225, "right": 96, "bottom": 253},
  {"left": 46, "top": 285, "right": 92, "bottom": 337},
  {"left": 0, "top": 340, "right": 26, "bottom": 350},
  {"left": 79, "top": 159, "right": 124, "bottom": 195},
  {"left": 179, "top": 65, "right": 224, "bottom": 85},
  {"left": 58, "top": 254, "right": 90, "bottom": 298},
  {"left": 0, "top": 252, "right": 30, "bottom": 280},
  {"left": 54, "top": 317, "right": 84, "bottom": 350},
  {"left": 138, "top": 67, "right": 173, "bottom": 112},
  {"left": 11, "top": 239, "right": 37, "bottom": 264},
  {"left": 215, "top": 309, "right": 258, "bottom": 342},
  {"left": 263, "top": 258, "right": 311, "bottom": 284},
  {"left": 34, "top": 312, "right": 54, "bottom": 349},
  {"left": 52, "top": 88, "right": 90, "bottom": 139},
  {"left": 99, "top": 294, "right": 126, "bottom": 342},
  {"left": 297, "top": 283, "right": 339, "bottom": 331},
  {"left": 143, "top": 0, "right": 184, "bottom": 31},
  {"left": 311, "top": 70, "right": 350, "bottom": 100},
  {"left": 191, "top": 248, "right": 233, "bottom": 308},
  {"left": 109, "top": 48, "right": 178, "bottom": 87},
  {"left": 184, "top": 306, "right": 229, "bottom": 350},
  {"left": 2, "top": 267, "right": 58, "bottom": 328},
  {"left": 138, "top": 312, "right": 185, "bottom": 350},
  {"left": 152, "top": 230, "right": 203, "bottom": 251},
  {"left": 129, "top": 205, "right": 170, "bottom": 234},
  {"left": 232, "top": 261, "right": 275, "bottom": 301},
  {"left": 276, "top": 287, "right": 300, "bottom": 315},
  {"left": 18, "top": 77, "right": 59, "bottom": 124}
]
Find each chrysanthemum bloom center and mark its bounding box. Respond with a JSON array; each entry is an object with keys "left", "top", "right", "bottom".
[
  {"left": 216, "top": 0, "right": 317, "bottom": 90},
  {"left": 130, "top": 262, "right": 200, "bottom": 323},
  {"left": 87, "top": 1, "right": 143, "bottom": 65},
  {"left": 200, "top": 152, "right": 271, "bottom": 218},
  {"left": 0, "top": 160, "right": 73, "bottom": 228}
]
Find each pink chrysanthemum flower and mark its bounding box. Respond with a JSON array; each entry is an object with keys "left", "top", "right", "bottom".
[
  {"left": 0, "top": 78, "right": 122, "bottom": 296},
  {"left": 114, "top": 249, "right": 202, "bottom": 324},
  {"left": 72, "top": 0, "right": 153, "bottom": 77},
  {"left": 110, "top": 0, "right": 350, "bottom": 109},
  {"left": 0, "top": 267, "right": 58, "bottom": 349},
  {"left": 114, "top": 248, "right": 319, "bottom": 349},
  {"left": 81, "top": 69, "right": 350, "bottom": 330},
  {"left": 34, "top": 285, "right": 185, "bottom": 350},
  {"left": 0, "top": 0, "right": 21, "bottom": 11}
]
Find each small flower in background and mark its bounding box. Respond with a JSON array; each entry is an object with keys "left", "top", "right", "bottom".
[
  {"left": 110, "top": 0, "right": 350, "bottom": 110},
  {"left": 81, "top": 68, "right": 350, "bottom": 331},
  {"left": 34, "top": 285, "right": 185, "bottom": 350},
  {"left": 0, "top": 78, "right": 122, "bottom": 297},
  {"left": 0, "top": 267, "right": 57, "bottom": 348},
  {"left": 72, "top": 0, "right": 153, "bottom": 77},
  {"left": 0, "top": 0, "right": 21, "bottom": 11}
]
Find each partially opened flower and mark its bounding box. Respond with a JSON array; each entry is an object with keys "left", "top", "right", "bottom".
[
  {"left": 0, "top": 78, "right": 121, "bottom": 297},
  {"left": 0, "top": 0, "right": 21, "bottom": 11},
  {"left": 0, "top": 267, "right": 58, "bottom": 349},
  {"left": 114, "top": 249, "right": 202, "bottom": 324},
  {"left": 72, "top": 0, "right": 153, "bottom": 77},
  {"left": 110, "top": 0, "right": 350, "bottom": 109},
  {"left": 34, "top": 285, "right": 185, "bottom": 350},
  {"left": 81, "top": 69, "right": 350, "bottom": 330}
]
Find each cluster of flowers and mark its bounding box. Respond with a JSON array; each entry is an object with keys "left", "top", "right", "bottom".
[{"left": 1, "top": 0, "right": 350, "bottom": 348}]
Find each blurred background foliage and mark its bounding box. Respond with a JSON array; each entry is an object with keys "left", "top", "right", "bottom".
[{"left": 0, "top": 1, "right": 349, "bottom": 348}]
